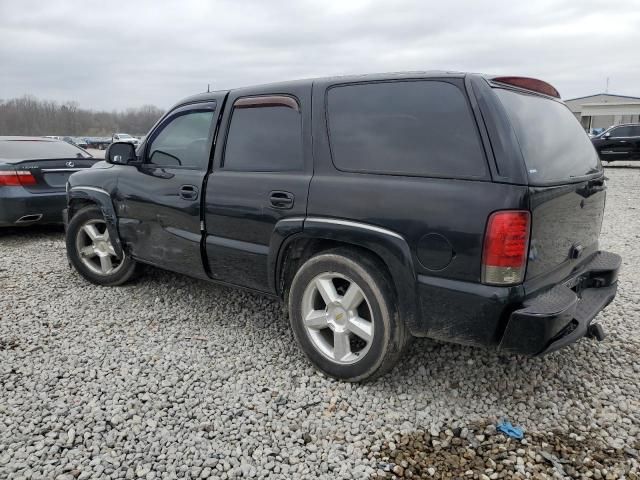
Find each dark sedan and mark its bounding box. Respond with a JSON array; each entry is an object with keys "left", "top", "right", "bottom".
[
  {"left": 591, "top": 123, "right": 640, "bottom": 162},
  {"left": 0, "top": 137, "right": 98, "bottom": 227}
]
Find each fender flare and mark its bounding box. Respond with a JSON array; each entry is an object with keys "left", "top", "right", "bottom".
[
  {"left": 67, "top": 186, "right": 124, "bottom": 258},
  {"left": 271, "top": 217, "right": 419, "bottom": 331}
]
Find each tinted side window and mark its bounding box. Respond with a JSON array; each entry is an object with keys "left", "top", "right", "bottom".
[
  {"left": 224, "top": 99, "right": 303, "bottom": 172},
  {"left": 148, "top": 111, "right": 214, "bottom": 169},
  {"left": 630, "top": 126, "right": 640, "bottom": 136},
  {"left": 326, "top": 81, "right": 487, "bottom": 178},
  {"left": 495, "top": 89, "right": 600, "bottom": 184},
  {"left": 610, "top": 126, "right": 631, "bottom": 137}
]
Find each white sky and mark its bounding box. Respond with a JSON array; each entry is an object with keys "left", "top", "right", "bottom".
[{"left": 1, "top": 0, "right": 639, "bottom": 110}]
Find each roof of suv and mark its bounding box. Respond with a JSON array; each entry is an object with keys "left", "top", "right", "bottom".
[{"left": 175, "top": 70, "right": 469, "bottom": 108}]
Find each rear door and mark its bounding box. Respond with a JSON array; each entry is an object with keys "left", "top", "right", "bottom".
[
  {"left": 628, "top": 125, "right": 640, "bottom": 160},
  {"left": 114, "top": 99, "right": 222, "bottom": 278},
  {"left": 204, "top": 86, "right": 312, "bottom": 293},
  {"left": 490, "top": 87, "right": 605, "bottom": 285}
]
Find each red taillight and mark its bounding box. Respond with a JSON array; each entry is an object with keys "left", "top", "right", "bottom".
[
  {"left": 482, "top": 210, "right": 531, "bottom": 285},
  {"left": 0, "top": 171, "right": 37, "bottom": 186},
  {"left": 492, "top": 76, "right": 561, "bottom": 98}
]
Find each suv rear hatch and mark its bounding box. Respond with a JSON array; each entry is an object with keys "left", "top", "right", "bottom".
[{"left": 492, "top": 86, "right": 605, "bottom": 287}]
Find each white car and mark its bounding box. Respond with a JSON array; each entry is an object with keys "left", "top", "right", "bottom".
[{"left": 112, "top": 133, "right": 140, "bottom": 146}]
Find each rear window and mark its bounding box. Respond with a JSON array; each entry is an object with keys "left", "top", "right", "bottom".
[
  {"left": 326, "top": 81, "right": 487, "bottom": 178},
  {"left": 224, "top": 102, "right": 303, "bottom": 172},
  {"left": 495, "top": 89, "right": 600, "bottom": 184},
  {"left": 0, "top": 139, "right": 92, "bottom": 162}
]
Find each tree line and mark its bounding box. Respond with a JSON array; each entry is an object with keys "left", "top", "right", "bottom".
[{"left": 0, "top": 95, "right": 165, "bottom": 137}]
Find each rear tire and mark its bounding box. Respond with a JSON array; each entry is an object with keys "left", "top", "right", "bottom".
[
  {"left": 288, "top": 247, "right": 410, "bottom": 382},
  {"left": 66, "top": 206, "right": 137, "bottom": 286}
]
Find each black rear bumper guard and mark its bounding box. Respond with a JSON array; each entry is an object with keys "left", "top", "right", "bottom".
[{"left": 499, "top": 251, "right": 621, "bottom": 356}]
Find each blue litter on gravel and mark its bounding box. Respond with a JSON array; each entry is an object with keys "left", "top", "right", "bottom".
[{"left": 497, "top": 421, "right": 524, "bottom": 439}]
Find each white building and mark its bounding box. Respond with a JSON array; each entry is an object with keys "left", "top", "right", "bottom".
[{"left": 564, "top": 93, "right": 640, "bottom": 131}]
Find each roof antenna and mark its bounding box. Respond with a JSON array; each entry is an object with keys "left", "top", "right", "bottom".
[
  {"left": 207, "top": 83, "right": 210, "bottom": 93},
  {"left": 605, "top": 77, "right": 609, "bottom": 94}
]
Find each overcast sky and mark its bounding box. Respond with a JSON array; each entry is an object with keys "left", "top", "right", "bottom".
[{"left": 1, "top": 0, "right": 639, "bottom": 110}]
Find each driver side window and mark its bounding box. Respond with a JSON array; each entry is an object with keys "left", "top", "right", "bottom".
[
  {"left": 148, "top": 111, "right": 214, "bottom": 169},
  {"left": 610, "top": 126, "right": 630, "bottom": 138}
]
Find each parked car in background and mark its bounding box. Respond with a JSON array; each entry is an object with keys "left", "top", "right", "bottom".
[
  {"left": 0, "top": 137, "right": 98, "bottom": 227},
  {"left": 73, "top": 137, "right": 89, "bottom": 149},
  {"left": 62, "top": 136, "right": 89, "bottom": 149},
  {"left": 591, "top": 124, "right": 640, "bottom": 162},
  {"left": 112, "top": 133, "right": 140, "bottom": 147},
  {"left": 64, "top": 72, "right": 619, "bottom": 381},
  {"left": 588, "top": 127, "right": 605, "bottom": 138},
  {"left": 85, "top": 137, "right": 112, "bottom": 150}
]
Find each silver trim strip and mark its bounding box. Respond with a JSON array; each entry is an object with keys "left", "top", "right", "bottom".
[
  {"left": 42, "top": 168, "right": 83, "bottom": 173},
  {"left": 305, "top": 217, "right": 404, "bottom": 240},
  {"left": 278, "top": 217, "right": 305, "bottom": 223},
  {"left": 71, "top": 186, "right": 110, "bottom": 196}
]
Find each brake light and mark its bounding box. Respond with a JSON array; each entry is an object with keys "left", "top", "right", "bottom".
[
  {"left": 482, "top": 210, "right": 531, "bottom": 285},
  {"left": 492, "top": 76, "right": 561, "bottom": 98},
  {"left": 0, "top": 171, "right": 37, "bottom": 186}
]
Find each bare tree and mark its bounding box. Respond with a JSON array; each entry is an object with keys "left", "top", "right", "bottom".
[{"left": 0, "top": 96, "right": 165, "bottom": 136}]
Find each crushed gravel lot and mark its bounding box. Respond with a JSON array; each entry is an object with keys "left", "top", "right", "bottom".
[{"left": 1, "top": 166, "right": 639, "bottom": 479}]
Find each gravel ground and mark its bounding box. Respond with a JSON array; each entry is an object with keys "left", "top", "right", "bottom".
[{"left": 1, "top": 166, "right": 639, "bottom": 479}]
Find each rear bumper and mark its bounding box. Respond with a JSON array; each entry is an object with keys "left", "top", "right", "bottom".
[
  {"left": 415, "top": 250, "right": 621, "bottom": 355},
  {"left": 0, "top": 188, "right": 66, "bottom": 226},
  {"left": 499, "top": 251, "right": 621, "bottom": 355}
]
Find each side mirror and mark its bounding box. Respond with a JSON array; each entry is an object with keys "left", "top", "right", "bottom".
[
  {"left": 106, "top": 141, "right": 137, "bottom": 165},
  {"left": 603, "top": 132, "right": 611, "bottom": 139}
]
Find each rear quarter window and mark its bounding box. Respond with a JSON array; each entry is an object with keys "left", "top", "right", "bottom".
[{"left": 326, "top": 80, "right": 488, "bottom": 178}]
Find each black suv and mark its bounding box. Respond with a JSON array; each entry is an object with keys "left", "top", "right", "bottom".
[
  {"left": 591, "top": 123, "right": 640, "bottom": 162},
  {"left": 64, "top": 72, "right": 620, "bottom": 381}
]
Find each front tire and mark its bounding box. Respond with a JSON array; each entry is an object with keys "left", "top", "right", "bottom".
[
  {"left": 288, "top": 248, "right": 409, "bottom": 382},
  {"left": 66, "top": 206, "right": 137, "bottom": 286}
]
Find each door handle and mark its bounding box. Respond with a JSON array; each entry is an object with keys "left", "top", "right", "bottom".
[
  {"left": 269, "top": 191, "right": 294, "bottom": 209},
  {"left": 179, "top": 184, "right": 199, "bottom": 200}
]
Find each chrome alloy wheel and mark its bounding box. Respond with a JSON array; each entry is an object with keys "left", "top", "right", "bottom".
[
  {"left": 301, "top": 272, "right": 374, "bottom": 364},
  {"left": 75, "top": 219, "right": 124, "bottom": 275}
]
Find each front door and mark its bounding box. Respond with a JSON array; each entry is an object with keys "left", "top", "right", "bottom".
[
  {"left": 204, "top": 86, "right": 312, "bottom": 292},
  {"left": 114, "top": 99, "right": 222, "bottom": 277}
]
